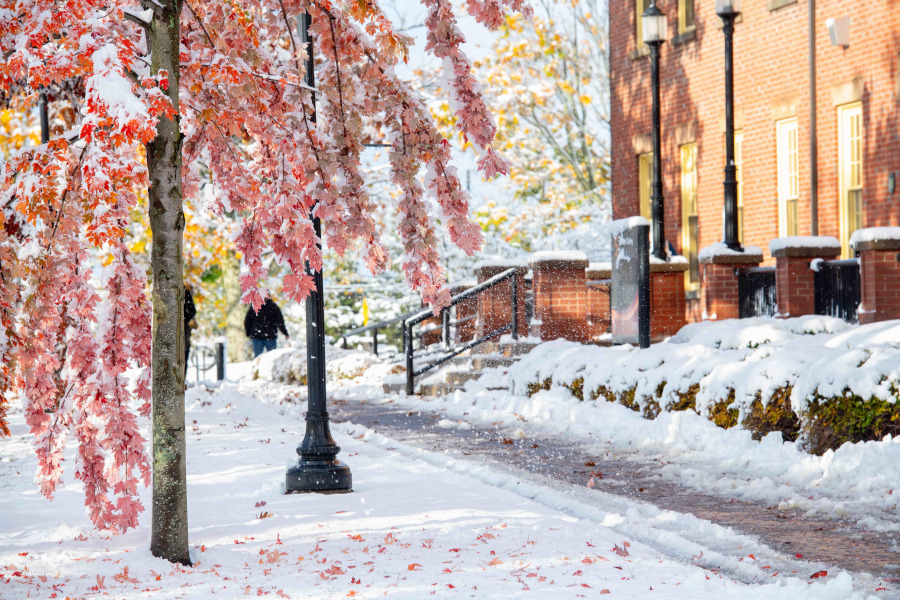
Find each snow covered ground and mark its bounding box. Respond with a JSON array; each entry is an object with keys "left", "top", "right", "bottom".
[
  {"left": 0, "top": 369, "right": 880, "bottom": 599},
  {"left": 359, "top": 317, "right": 900, "bottom": 538}
]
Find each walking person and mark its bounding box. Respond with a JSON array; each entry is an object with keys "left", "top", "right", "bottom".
[
  {"left": 184, "top": 283, "right": 197, "bottom": 379},
  {"left": 245, "top": 297, "right": 289, "bottom": 357}
]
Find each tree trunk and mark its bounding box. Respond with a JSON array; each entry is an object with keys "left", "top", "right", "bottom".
[{"left": 146, "top": 0, "right": 190, "bottom": 566}]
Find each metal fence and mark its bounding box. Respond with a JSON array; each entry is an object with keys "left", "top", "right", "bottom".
[
  {"left": 738, "top": 266, "right": 777, "bottom": 318},
  {"left": 814, "top": 258, "right": 860, "bottom": 323}
]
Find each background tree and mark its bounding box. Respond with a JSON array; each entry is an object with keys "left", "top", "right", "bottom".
[
  {"left": 1, "top": 0, "right": 527, "bottom": 564},
  {"left": 433, "top": 0, "right": 610, "bottom": 252}
]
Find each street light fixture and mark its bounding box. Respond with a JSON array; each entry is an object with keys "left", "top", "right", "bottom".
[
  {"left": 285, "top": 12, "right": 352, "bottom": 494},
  {"left": 716, "top": 0, "right": 743, "bottom": 251},
  {"left": 642, "top": 1, "right": 668, "bottom": 261}
]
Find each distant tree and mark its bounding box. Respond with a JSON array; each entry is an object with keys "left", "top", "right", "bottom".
[{"left": 434, "top": 0, "right": 610, "bottom": 249}]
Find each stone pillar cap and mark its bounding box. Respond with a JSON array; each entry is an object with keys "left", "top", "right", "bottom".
[
  {"left": 449, "top": 279, "right": 477, "bottom": 294},
  {"left": 650, "top": 254, "right": 690, "bottom": 272},
  {"left": 529, "top": 250, "right": 589, "bottom": 269},
  {"left": 769, "top": 236, "right": 841, "bottom": 258},
  {"left": 850, "top": 227, "right": 900, "bottom": 251},
  {"left": 586, "top": 261, "right": 612, "bottom": 279},
  {"left": 699, "top": 242, "right": 764, "bottom": 265},
  {"left": 473, "top": 259, "right": 528, "bottom": 278}
]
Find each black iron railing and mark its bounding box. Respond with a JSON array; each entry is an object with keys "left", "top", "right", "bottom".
[
  {"left": 814, "top": 258, "right": 860, "bottom": 323},
  {"left": 738, "top": 266, "right": 777, "bottom": 318},
  {"left": 404, "top": 267, "right": 520, "bottom": 395}
]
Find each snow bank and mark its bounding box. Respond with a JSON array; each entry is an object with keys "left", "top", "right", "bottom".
[
  {"left": 508, "top": 316, "right": 900, "bottom": 451},
  {"left": 850, "top": 226, "right": 900, "bottom": 247}
]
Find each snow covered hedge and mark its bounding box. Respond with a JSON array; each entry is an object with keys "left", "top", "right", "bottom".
[
  {"left": 250, "top": 345, "right": 388, "bottom": 385},
  {"left": 508, "top": 317, "right": 900, "bottom": 454}
]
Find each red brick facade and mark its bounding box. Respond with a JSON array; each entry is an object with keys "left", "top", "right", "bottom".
[
  {"left": 650, "top": 264, "right": 688, "bottom": 336},
  {"left": 474, "top": 263, "right": 528, "bottom": 341},
  {"left": 530, "top": 254, "right": 590, "bottom": 342},
  {"left": 854, "top": 239, "right": 900, "bottom": 324},
  {"left": 610, "top": 0, "right": 900, "bottom": 281},
  {"left": 771, "top": 238, "right": 841, "bottom": 317}
]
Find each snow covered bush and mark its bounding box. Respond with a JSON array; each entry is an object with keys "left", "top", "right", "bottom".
[
  {"left": 508, "top": 317, "right": 900, "bottom": 454},
  {"left": 250, "top": 345, "right": 384, "bottom": 386}
]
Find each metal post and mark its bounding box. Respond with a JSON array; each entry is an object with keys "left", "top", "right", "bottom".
[
  {"left": 38, "top": 89, "right": 49, "bottom": 144},
  {"left": 441, "top": 308, "right": 450, "bottom": 349},
  {"left": 649, "top": 40, "right": 666, "bottom": 260},
  {"left": 808, "top": 0, "right": 818, "bottom": 235},
  {"left": 510, "top": 274, "right": 519, "bottom": 340},
  {"left": 405, "top": 322, "right": 414, "bottom": 396},
  {"left": 215, "top": 342, "right": 225, "bottom": 381},
  {"left": 286, "top": 13, "right": 351, "bottom": 494},
  {"left": 372, "top": 327, "right": 378, "bottom": 356},
  {"left": 637, "top": 224, "right": 651, "bottom": 349},
  {"left": 720, "top": 10, "right": 742, "bottom": 252}
]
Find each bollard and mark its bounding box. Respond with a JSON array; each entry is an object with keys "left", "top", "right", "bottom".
[{"left": 215, "top": 342, "right": 225, "bottom": 381}]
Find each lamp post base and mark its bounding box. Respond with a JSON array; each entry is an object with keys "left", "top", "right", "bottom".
[{"left": 285, "top": 459, "right": 352, "bottom": 493}]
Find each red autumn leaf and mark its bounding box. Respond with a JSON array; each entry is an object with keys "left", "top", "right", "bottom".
[
  {"left": 407, "top": 563, "right": 422, "bottom": 571},
  {"left": 488, "top": 557, "right": 503, "bottom": 566},
  {"left": 810, "top": 571, "right": 828, "bottom": 579}
]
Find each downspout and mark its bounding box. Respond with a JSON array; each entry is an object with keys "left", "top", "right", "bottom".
[{"left": 809, "top": 0, "right": 819, "bottom": 235}]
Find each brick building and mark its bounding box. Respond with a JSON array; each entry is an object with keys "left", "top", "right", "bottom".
[{"left": 610, "top": 0, "right": 900, "bottom": 318}]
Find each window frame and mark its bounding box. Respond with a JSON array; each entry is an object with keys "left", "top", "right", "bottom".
[
  {"left": 680, "top": 143, "right": 700, "bottom": 294},
  {"left": 838, "top": 102, "right": 864, "bottom": 258},
  {"left": 679, "top": 0, "right": 696, "bottom": 34},
  {"left": 776, "top": 118, "right": 799, "bottom": 237},
  {"left": 638, "top": 152, "right": 653, "bottom": 221}
]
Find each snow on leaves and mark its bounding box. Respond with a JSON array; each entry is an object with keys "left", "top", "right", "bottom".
[{"left": 0, "top": 0, "right": 525, "bottom": 532}]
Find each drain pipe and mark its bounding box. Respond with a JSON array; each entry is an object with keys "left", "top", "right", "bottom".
[{"left": 809, "top": 0, "right": 818, "bottom": 235}]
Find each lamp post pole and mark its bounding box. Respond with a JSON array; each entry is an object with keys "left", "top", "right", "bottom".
[
  {"left": 286, "top": 13, "right": 352, "bottom": 494},
  {"left": 718, "top": 1, "right": 743, "bottom": 252},
  {"left": 648, "top": 15, "right": 666, "bottom": 260},
  {"left": 38, "top": 88, "right": 49, "bottom": 144}
]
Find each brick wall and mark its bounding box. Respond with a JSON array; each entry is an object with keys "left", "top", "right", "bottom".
[
  {"left": 611, "top": 0, "right": 900, "bottom": 276},
  {"left": 650, "top": 268, "right": 687, "bottom": 337},
  {"left": 474, "top": 264, "right": 528, "bottom": 341},
  {"left": 855, "top": 240, "right": 900, "bottom": 324},
  {"left": 531, "top": 255, "right": 589, "bottom": 342}
]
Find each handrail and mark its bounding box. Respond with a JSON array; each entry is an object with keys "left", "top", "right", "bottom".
[{"left": 405, "top": 267, "right": 519, "bottom": 395}]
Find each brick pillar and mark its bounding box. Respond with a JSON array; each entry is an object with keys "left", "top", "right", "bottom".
[
  {"left": 586, "top": 262, "right": 611, "bottom": 339},
  {"left": 474, "top": 261, "right": 528, "bottom": 341},
  {"left": 852, "top": 230, "right": 900, "bottom": 324},
  {"left": 770, "top": 237, "right": 841, "bottom": 318},
  {"left": 529, "top": 251, "right": 589, "bottom": 342},
  {"left": 449, "top": 281, "right": 477, "bottom": 343},
  {"left": 700, "top": 244, "right": 763, "bottom": 321},
  {"left": 650, "top": 257, "right": 689, "bottom": 337},
  {"left": 420, "top": 302, "right": 442, "bottom": 347}
]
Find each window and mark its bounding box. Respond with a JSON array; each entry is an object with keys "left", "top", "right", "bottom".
[
  {"left": 735, "top": 131, "right": 744, "bottom": 243},
  {"left": 679, "top": 0, "right": 696, "bottom": 33},
  {"left": 776, "top": 118, "right": 799, "bottom": 237},
  {"left": 838, "top": 103, "right": 863, "bottom": 257},
  {"left": 635, "top": 0, "right": 651, "bottom": 51},
  {"left": 680, "top": 143, "right": 699, "bottom": 293},
  {"left": 638, "top": 152, "right": 653, "bottom": 221}
]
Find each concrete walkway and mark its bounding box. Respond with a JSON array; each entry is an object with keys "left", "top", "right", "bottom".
[{"left": 331, "top": 397, "right": 900, "bottom": 592}]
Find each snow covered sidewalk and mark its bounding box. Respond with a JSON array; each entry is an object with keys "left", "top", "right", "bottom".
[{"left": 0, "top": 379, "right": 874, "bottom": 599}]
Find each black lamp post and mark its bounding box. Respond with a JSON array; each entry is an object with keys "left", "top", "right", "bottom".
[
  {"left": 38, "top": 88, "right": 49, "bottom": 144},
  {"left": 285, "top": 13, "right": 352, "bottom": 494},
  {"left": 642, "top": 1, "right": 668, "bottom": 261},
  {"left": 717, "top": 0, "right": 743, "bottom": 251}
]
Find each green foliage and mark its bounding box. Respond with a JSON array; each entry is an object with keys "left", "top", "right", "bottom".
[
  {"left": 523, "top": 374, "right": 900, "bottom": 454},
  {"left": 805, "top": 388, "right": 900, "bottom": 455},
  {"left": 742, "top": 389, "right": 800, "bottom": 442}
]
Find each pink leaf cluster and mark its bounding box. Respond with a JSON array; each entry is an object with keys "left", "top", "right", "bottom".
[{"left": 0, "top": 0, "right": 527, "bottom": 530}]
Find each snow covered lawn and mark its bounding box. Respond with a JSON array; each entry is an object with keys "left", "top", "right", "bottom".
[{"left": 0, "top": 377, "right": 872, "bottom": 599}]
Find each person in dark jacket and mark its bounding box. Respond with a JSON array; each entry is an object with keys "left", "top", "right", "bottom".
[
  {"left": 245, "top": 298, "right": 289, "bottom": 357},
  {"left": 184, "top": 284, "right": 197, "bottom": 377}
]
